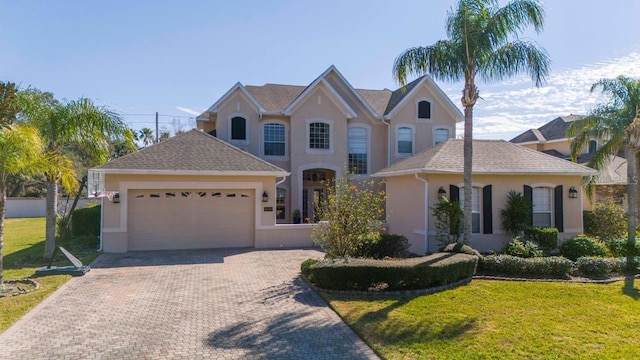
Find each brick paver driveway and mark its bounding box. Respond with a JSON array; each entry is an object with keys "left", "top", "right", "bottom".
[{"left": 0, "top": 249, "right": 379, "bottom": 359}]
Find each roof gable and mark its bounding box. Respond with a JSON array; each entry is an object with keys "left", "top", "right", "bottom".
[
  {"left": 374, "top": 139, "right": 597, "bottom": 177},
  {"left": 384, "top": 75, "right": 464, "bottom": 121},
  {"left": 511, "top": 115, "right": 584, "bottom": 143},
  {"left": 197, "top": 82, "right": 265, "bottom": 120},
  {"left": 283, "top": 77, "right": 357, "bottom": 118},
  {"left": 94, "top": 130, "right": 287, "bottom": 175}
]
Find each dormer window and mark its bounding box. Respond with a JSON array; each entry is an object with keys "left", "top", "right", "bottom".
[
  {"left": 418, "top": 100, "right": 431, "bottom": 119},
  {"left": 231, "top": 116, "right": 246, "bottom": 141}
]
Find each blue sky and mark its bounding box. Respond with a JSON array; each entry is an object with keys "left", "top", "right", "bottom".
[{"left": 2, "top": 0, "right": 639, "bottom": 140}]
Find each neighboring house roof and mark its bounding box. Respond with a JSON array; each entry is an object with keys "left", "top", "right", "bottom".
[
  {"left": 510, "top": 115, "right": 584, "bottom": 143},
  {"left": 198, "top": 65, "right": 463, "bottom": 121},
  {"left": 93, "top": 129, "right": 288, "bottom": 176},
  {"left": 543, "top": 149, "right": 627, "bottom": 185},
  {"left": 373, "top": 139, "right": 597, "bottom": 177}
]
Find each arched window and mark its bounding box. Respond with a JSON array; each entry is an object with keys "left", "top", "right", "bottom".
[
  {"left": 588, "top": 139, "right": 597, "bottom": 154},
  {"left": 397, "top": 126, "right": 413, "bottom": 154},
  {"left": 231, "top": 116, "right": 246, "bottom": 141},
  {"left": 264, "top": 123, "right": 285, "bottom": 156},
  {"left": 309, "top": 122, "right": 330, "bottom": 149},
  {"left": 434, "top": 128, "right": 449, "bottom": 145},
  {"left": 348, "top": 127, "right": 368, "bottom": 174},
  {"left": 418, "top": 100, "right": 431, "bottom": 119}
]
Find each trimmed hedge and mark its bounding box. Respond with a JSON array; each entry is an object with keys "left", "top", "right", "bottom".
[
  {"left": 576, "top": 256, "right": 640, "bottom": 277},
  {"left": 357, "top": 233, "right": 410, "bottom": 259},
  {"left": 603, "top": 238, "right": 640, "bottom": 258},
  {"left": 71, "top": 205, "right": 101, "bottom": 237},
  {"left": 478, "top": 255, "right": 572, "bottom": 277},
  {"left": 524, "top": 227, "right": 558, "bottom": 251},
  {"left": 560, "top": 235, "right": 608, "bottom": 261},
  {"left": 302, "top": 253, "right": 478, "bottom": 291}
]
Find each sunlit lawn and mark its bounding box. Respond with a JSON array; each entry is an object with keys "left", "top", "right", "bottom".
[
  {"left": 1, "top": 218, "right": 100, "bottom": 332},
  {"left": 324, "top": 279, "right": 640, "bottom": 359}
]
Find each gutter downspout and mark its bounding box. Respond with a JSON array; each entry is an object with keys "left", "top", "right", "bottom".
[
  {"left": 415, "top": 173, "right": 429, "bottom": 254},
  {"left": 381, "top": 117, "right": 391, "bottom": 167}
]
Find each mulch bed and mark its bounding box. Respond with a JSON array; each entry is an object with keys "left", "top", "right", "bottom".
[{"left": 0, "top": 279, "right": 39, "bottom": 298}]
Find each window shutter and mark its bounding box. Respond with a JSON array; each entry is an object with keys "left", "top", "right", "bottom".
[
  {"left": 449, "top": 185, "right": 460, "bottom": 203},
  {"left": 483, "top": 185, "right": 493, "bottom": 234},
  {"left": 524, "top": 185, "right": 533, "bottom": 226},
  {"left": 554, "top": 185, "right": 564, "bottom": 232}
]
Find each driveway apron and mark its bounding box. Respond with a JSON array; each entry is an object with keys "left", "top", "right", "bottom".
[{"left": 0, "top": 249, "right": 379, "bottom": 359}]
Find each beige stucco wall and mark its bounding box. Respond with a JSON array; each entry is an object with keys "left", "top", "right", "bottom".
[{"left": 385, "top": 173, "right": 586, "bottom": 254}]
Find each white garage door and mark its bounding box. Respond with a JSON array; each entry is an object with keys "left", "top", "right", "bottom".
[{"left": 127, "top": 189, "right": 255, "bottom": 251}]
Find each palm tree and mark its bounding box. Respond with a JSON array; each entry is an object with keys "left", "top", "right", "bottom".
[
  {"left": 567, "top": 76, "right": 640, "bottom": 270},
  {"left": 138, "top": 127, "right": 155, "bottom": 147},
  {"left": 19, "top": 91, "right": 131, "bottom": 258},
  {"left": 0, "top": 82, "right": 19, "bottom": 130},
  {"left": 393, "top": 0, "right": 550, "bottom": 244},
  {"left": 0, "top": 125, "right": 43, "bottom": 289}
]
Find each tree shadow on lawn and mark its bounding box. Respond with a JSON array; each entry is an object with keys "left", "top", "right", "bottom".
[{"left": 623, "top": 275, "right": 640, "bottom": 300}]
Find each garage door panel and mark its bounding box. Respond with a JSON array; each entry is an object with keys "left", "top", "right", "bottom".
[{"left": 128, "top": 189, "right": 254, "bottom": 251}]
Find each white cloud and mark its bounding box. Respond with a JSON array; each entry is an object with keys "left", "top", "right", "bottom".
[
  {"left": 448, "top": 51, "right": 640, "bottom": 140},
  {"left": 175, "top": 106, "right": 203, "bottom": 116}
]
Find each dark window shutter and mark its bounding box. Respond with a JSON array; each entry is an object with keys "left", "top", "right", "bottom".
[
  {"left": 483, "top": 185, "right": 493, "bottom": 234},
  {"left": 554, "top": 185, "right": 564, "bottom": 232},
  {"left": 524, "top": 185, "right": 533, "bottom": 226},
  {"left": 449, "top": 185, "right": 460, "bottom": 203}
]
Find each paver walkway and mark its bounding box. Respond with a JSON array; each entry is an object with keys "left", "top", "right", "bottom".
[{"left": 0, "top": 249, "right": 379, "bottom": 359}]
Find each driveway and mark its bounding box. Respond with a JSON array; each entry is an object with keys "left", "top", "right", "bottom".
[{"left": 0, "top": 249, "right": 379, "bottom": 359}]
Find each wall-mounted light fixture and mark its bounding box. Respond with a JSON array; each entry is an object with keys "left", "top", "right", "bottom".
[
  {"left": 438, "top": 186, "right": 447, "bottom": 200},
  {"left": 262, "top": 191, "right": 269, "bottom": 203},
  {"left": 569, "top": 186, "right": 578, "bottom": 199},
  {"left": 112, "top": 192, "right": 120, "bottom": 204}
]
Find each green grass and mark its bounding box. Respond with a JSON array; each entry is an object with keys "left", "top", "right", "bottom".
[
  {"left": 324, "top": 279, "right": 640, "bottom": 359},
  {"left": 1, "top": 218, "right": 100, "bottom": 332}
]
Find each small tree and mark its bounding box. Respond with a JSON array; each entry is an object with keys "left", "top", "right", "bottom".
[
  {"left": 310, "top": 172, "right": 386, "bottom": 258},
  {"left": 500, "top": 190, "right": 531, "bottom": 236},
  {"left": 432, "top": 197, "right": 463, "bottom": 246},
  {"left": 583, "top": 199, "right": 626, "bottom": 241}
]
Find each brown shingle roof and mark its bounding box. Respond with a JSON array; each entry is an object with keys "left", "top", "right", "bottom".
[
  {"left": 244, "top": 84, "right": 305, "bottom": 112},
  {"left": 94, "top": 130, "right": 287, "bottom": 174},
  {"left": 355, "top": 88, "right": 393, "bottom": 115},
  {"left": 374, "top": 139, "right": 597, "bottom": 176},
  {"left": 510, "top": 115, "right": 585, "bottom": 143}
]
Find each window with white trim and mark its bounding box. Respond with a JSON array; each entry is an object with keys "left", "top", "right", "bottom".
[
  {"left": 397, "top": 127, "right": 413, "bottom": 154},
  {"left": 418, "top": 100, "right": 431, "bottom": 119},
  {"left": 460, "top": 187, "right": 481, "bottom": 233},
  {"left": 231, "top": 116, "right": 246, "bottom": 141},
  {"left": 348, "top": 127, "right": 368, "bottom": 174},
  {"left": 264, "top": 123, "right": 285, "bottom": 156},
  {"left": 532, "top": 187, "right": 552, "bottom": 227},
  {"left": 276, "top": 188, "right": 286, "bottom": 220},
  {"left": 309, "top": 122, "right": 330, "bottom": 149},
  {"left": 434, "top": 128, "right": 449, "bottom": 145}
]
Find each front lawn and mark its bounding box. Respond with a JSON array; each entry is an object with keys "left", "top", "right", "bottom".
[
  {"left": 324, "top": 279, "right": 640, "bottom": 359},
  {"left": 1, "top": 218, "right": 100, "bottom": 332}
]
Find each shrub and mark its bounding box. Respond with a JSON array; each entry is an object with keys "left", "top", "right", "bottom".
[
  {"left": 304, "top": 253, "right": 478, "bottom": 291},
  {"left": 560, "top": 235, "right": 608, "bottom": 261},
  {"left": 432, "top": 198, "right": 463, "bottom": 246},
  {"left": 524, "top": 227, "right": 558, "bottom": 251},
  {"left": 503, "top": 237, "right": 542, "bottom": 258},
  {"left": 71, "top": 205, "right": 101, "bottom": 237},
  {"left": 583, "top": 200, "right": 626, "bottom": 241},
  {"left": 301, "top": 258, "right": 320, "bottom": 277},
  {"left": 310, "top": 172, "right": 386, "bottom": 258},
  {"left": 478, "top": 255, "right": 572, "bottom": 277},
  {"left": 356, "top": 233, "right": 410, "bottom": 259},
  {"left": 575, "top": 257, "right": 619, "bottom": 277},
  {"left": 500, "top": 190, "right": 531, "bottom": 236},
  {"left": 441, "top": 243, "right": 481, "bottom": 257},
  {"left": 603, "top": 238, "right": 640, "bottom": 258}
]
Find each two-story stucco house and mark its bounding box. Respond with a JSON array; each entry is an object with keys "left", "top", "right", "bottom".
[{"left": 195, "top": 65, "right": 464, "bottom": 223}]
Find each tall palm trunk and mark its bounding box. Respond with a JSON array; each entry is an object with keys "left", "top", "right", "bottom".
[
  {"left": 44, "top": 180, "right": 58, "bottom": 258},
  {"left": 463, "top": 105, "right": 473, "bottom": 244},
  {"left": 626, "top": 146, "right": 637, "bottom": 271},
  {"left": 0, "top": 181, "right": 6, "bottom": 288}
]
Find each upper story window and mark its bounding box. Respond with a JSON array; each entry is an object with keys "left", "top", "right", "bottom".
[
  {"left": 309, "top": 122, "right": 330, "bottom": 150},
  {"left": 264, "top": 123, "right": 285, "bottom": 156},
  {"left": 397, "top": 126, "right": 413, "bottom": 155},
  {"left": 434, "top": 128, "right": 449, "bottom": 145},
  {"left": 348, "top": 127, "right": 368, "bottom": 174},
  {"left": 588, "top": 139, "right": 597, "bottom": 154},
  {"left": 532, "top": 187, "right": 552, "bottom": 227},
  {"left": 231, "top": 116, "right": 247, "bottom": 141},
  {"left": 418, "top": 100, "right": 431, "bottom": 119}
]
